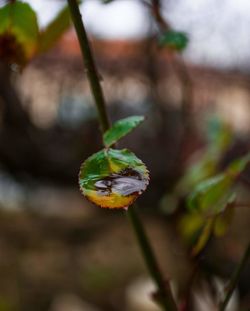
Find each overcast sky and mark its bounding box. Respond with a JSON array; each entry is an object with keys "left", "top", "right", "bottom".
[{"left": 26, "top": 0, "right": 250, "bottom": 70}]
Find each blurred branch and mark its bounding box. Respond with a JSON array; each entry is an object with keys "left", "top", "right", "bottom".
[
  {"left": 151, "top": 0, "right": 171, "bottom": 31},
  {"left": 0, "top": 63, "right": 31, "bottom": 127},
  {"left": 67, "top": 0, "right": 110, "bottom": 133},
  {"left": 142, "top": 0, "right": 196, "bottom": 183},
  {"left": 0, "top": 62, "right": 99, "bottom": 183},
  {"left": 148, "top": 0, "right": 194, "bottom": 132},
  {"left": 219, "top": 242, "right": 250, "bottom": 311},
  {"left": 128, "top": 205, "right": 178, "bottom": 311}
]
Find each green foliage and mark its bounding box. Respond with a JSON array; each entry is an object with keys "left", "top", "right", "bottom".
[
  {"left": 0, "top": 1, "right": 38, "bottom": 44},
  {"left": 178, "top": 156, "right": 217, "bottom": 194},
  {"left": 191, "top": 218, "right": 214, "bottom": 256},
  {"left": 177, "top": 118, "right": 233, "bottom": 195},
  {"left": 79, "top": 148, "right": 149, "bottom": 209},
  {"left": 187, "top": 174, "right": 234, "bottom": 214},
  {"left": 103, "top": 116, "right": 144, "bottom": 147},
  {"left": 174, "top": 119, "right": 250, "bottom": 256},
  {"left": 180, "top": 154, "right": 250, "bottom": 255},
  {"left": 162, "top": 118, "right": 233, "bottom": 217},
  {"left": 188, "top": 154, "right": 250, "bottom": 215},
  {"left": 213, "top": 207, "right": 234, "bottom": 237},
  {"left": 206, "top": 117, "right": 232, "bottom": 153},
  {"left": 0, "top": 1, "right": 39, "bottom": 65},
  {"left": 179, "top": 213, "right": 205, "bottom": 244},
  {"left": 0, "top": 1, "right": 72, "bottom": 66},
  {"left": 227, "top": 153, "right": 250, "bottom": 175},
  {"left": 38, "top": 6, "right": 71, "bottom": 53},
  {"left": 159, "top": 30, "right": 188, "bottom": 51}
]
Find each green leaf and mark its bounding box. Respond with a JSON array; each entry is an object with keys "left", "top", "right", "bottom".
[
  {"left": 187, "top": 174, "right": 233, "bottom": 214},
  {"left": 79, "top": 148, "right": 149, "bottom": 209},
  {"left": 177, "top": 156, "right": 217, "bottom": 193},
  {"left": 207, "top": 117, "right": 232, "bottom": 154},
  {"left": 192, "top": 218, "right": 214, "bottom": 256},
  {"left": 187, "top": 153, "right": 250, "bottom": 215},
  {"left": 0, "top": 1, "right": 39, "bottom": 65},
  {"left": 227, "top": 153, "right": 250, "bottom": 176},
  {"left": 159, "top": 31, "right": 188, "bottom": 51},
  {"left": 179, "top": 213, "right": 205, "bottom": 243},
  {"left": 38, "top": 5, "right": 71, "bottom": 53},
  {"left": 103, "top": 116, "right": 144, "bottom": 147},
  {"left": 175, "top": 118, "right": 233, "bottom": 197},
  {"left": 213, "top": 206, "right": 234, "bottom": 237}
]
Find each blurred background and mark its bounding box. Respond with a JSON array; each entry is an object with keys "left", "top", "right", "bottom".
[{"left": 0, "top": 0, "right": 250, "bottom": 310}]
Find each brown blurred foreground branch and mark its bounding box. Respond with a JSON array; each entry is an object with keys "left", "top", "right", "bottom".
[{"left": 150, "top": 0, "right": 194, "bottom": 132}]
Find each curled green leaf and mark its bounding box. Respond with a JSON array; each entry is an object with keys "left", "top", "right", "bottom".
[
  {"left": 103, "top": 116, "right": 144, "bottom": 147},
  {"left": 79, "top": 148, "right": 149, "bottom": 209}
]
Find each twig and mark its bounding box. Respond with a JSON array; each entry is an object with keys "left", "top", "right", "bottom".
[
  {"left": 67, "top": 1, "right": 178, "bottom": 310},
  {"left": 128, "top": 205, "right": 178, "bottom": 311},
  {"left": 67, "top": 0, "right": 110, "bottom": 133},
  {"left": 149, "top": 0, "right": 194, "bottom": 132},
  {"left": 219, "top": 242, "right": 250, "bottom": 311}
]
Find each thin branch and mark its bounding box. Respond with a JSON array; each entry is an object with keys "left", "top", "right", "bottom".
[
  {"left": 67, "top": 0, "right": 110, "bottom": 133},
  {"left": 128, "top": 206, "right": 178, "bottom": 311},
  {"left": 152, "top": 0, "right": 171, "bottom": 31},
  {"left": 232, "top": 202, "right": 250, "bottom": 209},
  {"left": 149, "top": 0, "right": 194, "bottom": 132},
  {"left": 219, "top": 242, "right": 250, "bottom": 311}
]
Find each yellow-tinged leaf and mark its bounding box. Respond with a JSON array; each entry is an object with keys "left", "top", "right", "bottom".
[
  {"left": 79, "top": 149, "right": 149, "bottom": 209},
  {"left": 83, "top": 189, "right": 137, "bottom": 209},
  {"left": 0, "top": 1, "right": 39, "bottom": 65}
]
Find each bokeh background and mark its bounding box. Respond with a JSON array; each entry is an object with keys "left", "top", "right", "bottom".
[{"left": 0, "top": 0, "right": 250, "bottom": 310}]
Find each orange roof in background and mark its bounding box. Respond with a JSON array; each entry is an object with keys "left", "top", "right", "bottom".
[
  {"left": 54, "top": 29, "right": 174, "bottom": 62},
  {"left": 36, "top": 28, "right": 250, "bottom": 88}
]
